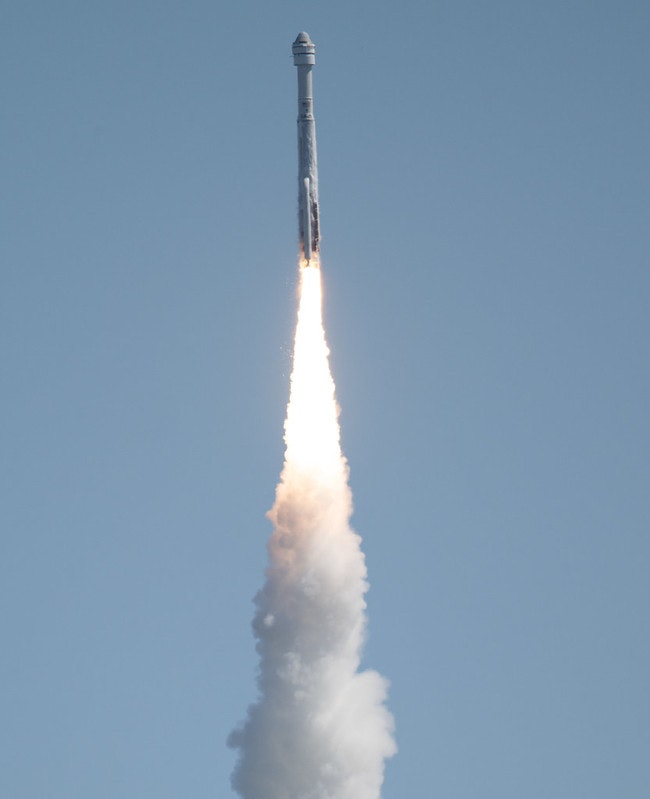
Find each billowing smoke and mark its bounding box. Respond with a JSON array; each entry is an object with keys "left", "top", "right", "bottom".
[{"left": 229, "top": 263, "right": 396, "bottom": 799}]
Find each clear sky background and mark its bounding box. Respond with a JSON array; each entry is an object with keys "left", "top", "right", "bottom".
[{"left": 2, "top": 1, "right": 648, "bottom": 797}]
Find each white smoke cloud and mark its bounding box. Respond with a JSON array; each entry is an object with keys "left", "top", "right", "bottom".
[{"left": 229, "top": 266, "right": 395, "bottom": 799}]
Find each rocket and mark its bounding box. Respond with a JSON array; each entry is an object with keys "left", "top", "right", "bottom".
[{"left": 292, "top": 32, "right": 320, "bottom": 265}]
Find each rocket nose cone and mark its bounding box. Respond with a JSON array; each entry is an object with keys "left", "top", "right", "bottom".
[{"left": 292, "top": 31, "right": 316, "bottom": 64}]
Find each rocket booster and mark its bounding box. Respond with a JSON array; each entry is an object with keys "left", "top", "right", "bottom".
[{"left": 292, "top": 32, "right": 320, "bottom": 264}]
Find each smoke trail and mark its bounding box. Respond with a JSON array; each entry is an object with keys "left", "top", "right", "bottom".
[{"left": 229, "top": 262, "right": 396, "bottom": 799}]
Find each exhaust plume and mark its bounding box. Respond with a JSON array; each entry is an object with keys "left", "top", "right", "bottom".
[{"left": 229, "top": 262, "right": 396, "bottom": 799}]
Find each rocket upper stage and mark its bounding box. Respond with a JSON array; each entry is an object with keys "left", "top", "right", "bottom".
[{"left": 293, "top": 32, "right": 320, "bottom": 264}]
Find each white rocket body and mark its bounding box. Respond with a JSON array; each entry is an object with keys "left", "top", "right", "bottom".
[{"left": 292, "top": 32, "right": 320, "bottom": 263}]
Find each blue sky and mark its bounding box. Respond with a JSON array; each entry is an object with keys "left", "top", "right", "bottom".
[{"left": 2, "top": 1, "right": 648, "bottom": 797}]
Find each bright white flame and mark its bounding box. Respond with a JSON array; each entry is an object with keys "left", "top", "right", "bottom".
[
  {"left": 229, "top": 260, "right": 395, "bottom": 799},
  {"left": 284, "top": 263, "right": 342, "bottom": 473}
]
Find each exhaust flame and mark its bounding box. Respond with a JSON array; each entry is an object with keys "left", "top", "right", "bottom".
[{"left": 229, "top": 261, "right": 396, "bottom": 799}]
